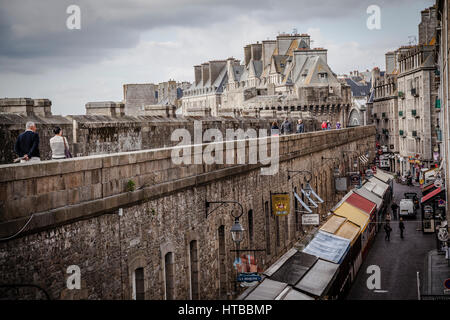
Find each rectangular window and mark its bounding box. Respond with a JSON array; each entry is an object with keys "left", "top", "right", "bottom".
[
  {"left": 264, "top": 201, "right": 271, "bottom": 255},
  {"left": 248, "top": 210, "right": 254, "bottom": 248},
  {"left": 189, "top": 240, "right": 199, "bottom": 300},
  {"left": 134, "top": 268, "right": 145, "bottom": 300}
]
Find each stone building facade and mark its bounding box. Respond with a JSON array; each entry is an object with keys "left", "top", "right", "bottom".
[
  {"left": 373, "top": 73, "right": 399, "bottom": 172},
  {"left": 397, "top": 44, "right": 439, "bottom": 175},
  {"left": 182, "top": 33, "right": 352, "bottom": 126},
  {"left": 435, "top": 0, "right": 450, "bottom": 226},
  {"left": 123, "top": 81, "right": 191, "bottom": 116},
  {"left": 0, "top": 126, "right": 375, "bottom": 300}
]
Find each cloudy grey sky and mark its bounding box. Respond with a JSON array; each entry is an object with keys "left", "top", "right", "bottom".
[{"left": 0, "top": 0, "right": 435, "bottom": 115}]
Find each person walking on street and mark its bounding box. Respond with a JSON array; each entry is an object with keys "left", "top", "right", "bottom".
[
  {"left": 296, "top": 119, "right": 305, "bottom": 133},
  {"left": 399, "top": 218, "right": 405, "bottom": 239},
  {"left": 336, "top": 121, "right": 341, "bottom": 129},
  {"left": 14, "top": 121, "right": 40, "bottom": 163},
  {"left": 385, "top": 212, "right": 392, "bottom": 223},
  {"left": 326, "top": 120, "right": 332, "bottom": 130},
  {"left": 384, "top": 222, "right": 392, "bottom": 241},
  {"left": 281, "top": 118, "right": 292, "bottom": 135},
  {"left": 321, "top": 121, "right": 327, "bottom": 130},
  {"left": 50, "top": 126, "right": 72, "bottom": 159},
  {"left": 391, "top": 202, "right": 399, "bottom": 220}
]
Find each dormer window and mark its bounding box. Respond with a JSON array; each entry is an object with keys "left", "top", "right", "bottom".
[{"left": 319, "top": 72, "right": 328, "bottom": 79}]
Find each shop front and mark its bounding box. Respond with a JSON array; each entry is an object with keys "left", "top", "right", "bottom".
[{"left": 421, "top": 187, "right": 446, "bottom": 234}]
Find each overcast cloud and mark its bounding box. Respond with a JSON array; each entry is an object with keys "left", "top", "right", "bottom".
[{"left": 0, "top": 0, "right": 435, "bottom": 115}]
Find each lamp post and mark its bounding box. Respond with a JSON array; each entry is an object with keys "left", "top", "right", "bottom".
[
  {"left": 287, "top": 170, "right": 312, "bottom": 182},
  {"left": 205, "top": 200, "right": 244, "bottom": 296}
]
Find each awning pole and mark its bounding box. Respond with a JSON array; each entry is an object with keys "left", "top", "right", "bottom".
[{"left": 416, "top": 271, "right": 421, "bottom": 300}]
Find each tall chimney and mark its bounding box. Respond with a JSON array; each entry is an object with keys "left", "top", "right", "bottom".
[
  {"left": 201, "top": 63, "right": 210, "bottom": 85},
  {"left": 250, "top": 43, "right": 262, "bottom": 61},
  {"left": 194, "top": 65, "right": 202, "bottom": 85},
  {"left": 244, "top": 45, "right": 251, "bottom": 66}
]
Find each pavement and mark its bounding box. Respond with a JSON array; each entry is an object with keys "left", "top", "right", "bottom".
[
  {"left": 346, "top": 181, "right": 438, "bottom": 300},
  {"left": 422, "top": 249, "right": 450, "bottom": 298}
]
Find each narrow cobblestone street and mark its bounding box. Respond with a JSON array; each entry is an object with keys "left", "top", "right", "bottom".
[{"left": 347, "top": 181, "right": 438, "bottom": 300}]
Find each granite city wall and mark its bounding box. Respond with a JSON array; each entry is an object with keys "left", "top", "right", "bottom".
[{"left": 0, "top": 126, "right": 376, "bottom": 300}]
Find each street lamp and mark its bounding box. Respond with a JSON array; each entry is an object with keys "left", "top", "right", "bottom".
[
  {"left": 230, "top": 218, "right": 244, "bottom": 244},
  {"left": 205, "top": 200, "right": 245, "bottom": 296},
  {"left": 205, "top": 200, "right": 245, "bottom": 244}
]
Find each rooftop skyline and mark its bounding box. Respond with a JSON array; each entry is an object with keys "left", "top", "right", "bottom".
[{"left": 0, "top": 0, "right": 434, "bottom": 115}]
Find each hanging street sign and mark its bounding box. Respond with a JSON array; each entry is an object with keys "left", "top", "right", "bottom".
[
  {"left": 302, "top": 214, "right": 320, "bottom": 225},
  {"left": 234, "top": 254, "right": 263, "bottom": 284},
  {"left": 271, "top": 193, "right": 290, "bottom": 216},
  {"left": 350, "top": 172, "right": 361, "bottom": 187},
  {"left": 335, "top": 177, "right": 348, "bottom": 192},
  {"left": 365, "top": 169, "right": 374, "bottom": 178}
]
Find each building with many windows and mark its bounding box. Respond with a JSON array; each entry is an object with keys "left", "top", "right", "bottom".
[
  {"left": 397, "top": 43, "right": 439, "bottom": 176},
  {"left": 181, "top": 33, "right": 352, "bottom": 125}
]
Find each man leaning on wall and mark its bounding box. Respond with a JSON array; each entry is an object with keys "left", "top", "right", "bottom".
[{"left": 14, "top": 121, "right": 40, "bottom": 163}]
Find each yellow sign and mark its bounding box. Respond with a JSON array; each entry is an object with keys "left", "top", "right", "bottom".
[
  {"left": 420, "top": 179, "right": 424, "bottom": 185},
  {"left": 271, "top": 193, "right": 290, "bottom": 216}
]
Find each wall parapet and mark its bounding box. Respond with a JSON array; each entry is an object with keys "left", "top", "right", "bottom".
[{"left": 0, "top": 125, "right": 375, "bottom": 239}]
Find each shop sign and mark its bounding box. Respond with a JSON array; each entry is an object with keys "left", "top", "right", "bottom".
[
  {"left": 379, "top": 159, "right": 390, "bottom": 168},
  {"left": 234, "top": 254, "right": 262, "bottom": 284},
  {"left": 271, "top": 193, "right": 290, "bottom": 216},
  {"left": 434, "top": 152, "right": 440, "bottom": 162},
  {"left": 438, "top": 227, "right": 448, "bottom": 242},
  {"left": 335, "top": 177, "right": 348, "bottom": 192},
  {"left": 445, "top": 279, "right": 450, "bottom": 290},
  {"left": 350, "top": 172, "right": 361, "bottom": 187},
  {"left": 302, "top": 214, "right": 320, "bottom": 225}
]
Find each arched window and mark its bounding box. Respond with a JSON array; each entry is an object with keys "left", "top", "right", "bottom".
[
  {"left": 164, "top": 252, "right": 175, "bottom": 300},
  {"left": 189, "top": 240, "right": 200, "bottom": 299}
]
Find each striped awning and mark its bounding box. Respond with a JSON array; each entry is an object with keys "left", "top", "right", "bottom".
[{"left": 359, "top": 155, "right": 369, "bottom": 164}]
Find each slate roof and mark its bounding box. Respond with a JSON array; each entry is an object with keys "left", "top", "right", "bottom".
[{"left": 345, "top": 78, "right": 371, "bottom": 97}]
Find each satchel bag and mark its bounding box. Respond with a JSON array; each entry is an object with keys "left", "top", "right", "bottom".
[{"left": 63, "top": 137, "right": 73, "bottom": 158}]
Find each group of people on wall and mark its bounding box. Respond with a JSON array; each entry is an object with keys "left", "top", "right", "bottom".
[
  {"left": 14, "top": 118, "right": 343, "bottom": 163},
  {"left": 14, "top": 121, "right": 72, "bottom": 163},
  {"left": 271, "top": 118, "right": 342, "bottom": 135}
]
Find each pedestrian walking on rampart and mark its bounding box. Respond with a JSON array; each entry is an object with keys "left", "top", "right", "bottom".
[
  {"left": 14, "top": 121, "right": 40, "bottom": 163},
  {"left": 50, "top": 127, "right": 72, "bottom": 159},
  {"left": 281, "top": 118, "right": 292, "bottom": 135}
]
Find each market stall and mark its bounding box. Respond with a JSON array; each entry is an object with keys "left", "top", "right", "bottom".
[
  {"left": 294, "top": 259, "right": 340, "bottom": 299},
  {"left": 421, "top": 187, "right": 446, "bottom": 234}
]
